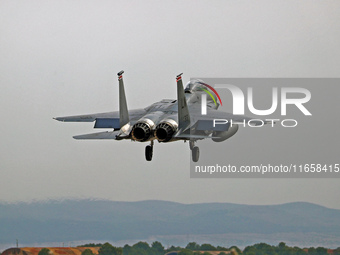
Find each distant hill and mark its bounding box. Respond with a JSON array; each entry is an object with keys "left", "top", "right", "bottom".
[{"left": 1, "top": 200, "right": 340, "bottom": 248}]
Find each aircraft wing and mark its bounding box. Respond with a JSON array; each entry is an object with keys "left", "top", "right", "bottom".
[
  {"left": 54, "top": 109, "right": 146, "bottom": 123},
  {"left": 54, "top": 113, "right": 115, "bottom": 122},
  {"left": 54, "top": 109, "right": 147, "bottom": 132}
]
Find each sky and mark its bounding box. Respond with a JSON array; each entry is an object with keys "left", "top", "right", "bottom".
[{"left": 0, "top": 0, "right": 339, "bottom": 208}]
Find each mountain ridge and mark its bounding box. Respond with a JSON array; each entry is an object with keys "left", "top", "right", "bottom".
[{"left": 1, "top": 199, "right": 339, "bottom": 247}]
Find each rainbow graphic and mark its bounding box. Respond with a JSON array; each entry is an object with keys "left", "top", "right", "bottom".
[{"left": 198, "top": 82, "right": 223, "bottom": 106}]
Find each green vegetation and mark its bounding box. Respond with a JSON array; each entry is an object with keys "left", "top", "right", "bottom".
[
  {"left": 200, "top": 244, "right": 217, "bottom": 251},
  {"left": 38, "top": 248, "right": 50, "bottom": 255},
  {"left": 185, "top": 243, "right": 200, "bottom": 251},
  {"left": 229, "top": 246, "right": 242, "bottom": 255},
  {"left": 123, "top": 241, "right": 165, "bottom": 255},
  {"left": 82, "top": 249, "right": 95, "bottom": 255},
  {"left": 184, "top": 242, "right": 230, "bottom": 252},
  {"left": 98, "top": 243, "right": 122, "bottom": 255},
  {"left": 152, "top": 241, "right": 165, "bottom": 254},
  {"left": 79, "top": 244, "right": 103, "bottom": 247},
  {"left": 78, "top": 241, "right": 339, "bottom": 255},
  {"left": 243, "top": 242, "right": 332, "bottom": 255},
  {"left": 178, "top": 249, "right": 194, "bottom": 255}
]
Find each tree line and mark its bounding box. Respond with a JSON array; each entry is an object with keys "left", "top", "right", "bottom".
[{"left": 31, "top": 241, "right": 340, "bottom": 255}]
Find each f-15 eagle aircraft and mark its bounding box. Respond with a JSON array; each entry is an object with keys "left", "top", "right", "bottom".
[{"left": 55, "top": 71, "right": 258, "bottom": 162}]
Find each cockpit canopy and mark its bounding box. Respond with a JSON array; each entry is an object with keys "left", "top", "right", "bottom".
[
  {"left": 184, "top": 79, "right": 206, "bottom": 93},
  {"left": 184, "top": 79, "right": 219, "bottom": 108}
]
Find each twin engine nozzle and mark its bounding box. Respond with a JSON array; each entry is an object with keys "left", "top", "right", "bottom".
[
  {"left": 154, "top": 119, "right": 178, "bottom": 142},
  {"left": 130, "top": 114, "right": 178, "bottom": 142},
  {"left": 131, "top": 119, "right": 154, "bottom": 142}
]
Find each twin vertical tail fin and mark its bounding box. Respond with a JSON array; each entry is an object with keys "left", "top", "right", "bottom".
[
  {"left": 118, "top": 71, "right": 190, "bottom": 137},
  {"left": 176, "top": 73, "right": 190, "bottom": 131}
]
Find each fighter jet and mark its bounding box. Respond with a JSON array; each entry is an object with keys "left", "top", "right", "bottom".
[{"left": 54, "top": 71, "right": 258, "bottom": 162}]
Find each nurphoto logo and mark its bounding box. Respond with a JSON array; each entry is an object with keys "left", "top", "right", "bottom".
[{"left": 201, "top": 84, "right": 312, "bottom": 128}]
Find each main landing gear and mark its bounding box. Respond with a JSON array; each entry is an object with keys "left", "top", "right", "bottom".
[
  {"left": 190, "top": 140, "right": 199, "bottom": 162},
  {"left": 145, "top": 140, "right": 200, "bottom": 162},
  {"left": 145, "top": 140, "right": 153, "bottom": 161}
]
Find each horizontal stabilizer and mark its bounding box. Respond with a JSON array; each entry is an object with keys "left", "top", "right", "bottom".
[
  {"left": 174, "top": 133, "right": 215, "bottom": 139},
  {"left": 196, "top": 120, "right": 230, "bottom": 131},
  {"left": 73, "top": 131, "right": 120, "bottom": 140},
  {"left": 94, "top": 118, "right": 120, "bottom": 129}
]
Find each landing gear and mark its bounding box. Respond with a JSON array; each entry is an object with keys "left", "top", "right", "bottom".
[
  {"left": 192, "top": 146, "right": 199, "bottom": 162},
  {"left": 189, "top": 140, "right": 195, "bottom": 150},
  {"left": 145, "top": 141, "right": 153, "bottom": 161},
  {"left": 189, "top": 140, "right": 199, "bottom": 162}
]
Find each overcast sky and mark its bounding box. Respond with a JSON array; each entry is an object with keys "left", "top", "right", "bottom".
[{"left": 0, "top": 0, "right": 339, "bottom": 209}]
